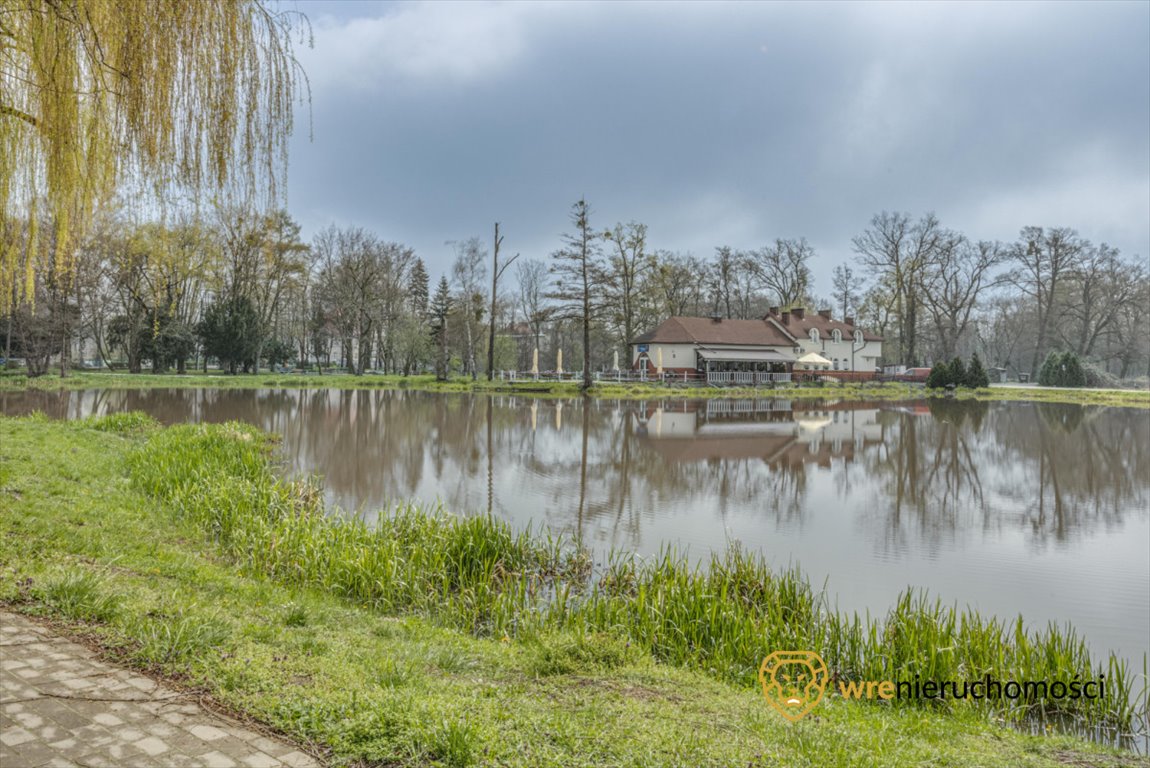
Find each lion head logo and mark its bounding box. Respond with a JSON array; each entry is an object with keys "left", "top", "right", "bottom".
[{"left": 758, "top": 650, "right": 829, "bottom": 721}]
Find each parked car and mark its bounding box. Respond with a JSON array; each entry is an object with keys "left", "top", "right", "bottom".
[{"left": 896, "top": 367, "right": 932, "bottom": 383}]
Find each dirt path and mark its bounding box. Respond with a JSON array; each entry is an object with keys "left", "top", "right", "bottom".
[{"left": 0, "top": 612, "right": 321, "bottom": 768}]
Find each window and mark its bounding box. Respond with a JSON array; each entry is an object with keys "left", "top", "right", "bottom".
[
  {"left": 809, "top": 328, "right": 819, "bottom": 342},
  {"left": 833, "top": 358, "right": 840, "bottom": 370},
  {"left": 854, "top": 330, "right": 863, "bottom": 343},
  {"left": 832, "top": 329, "right": 842, "bottom": 343}
]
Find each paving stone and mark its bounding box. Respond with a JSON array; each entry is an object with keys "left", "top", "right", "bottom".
[
  {"left": 200, "top": 750, "right": 240, "bottom": 768},
  {"left": 241, "top": 752, "right": 282, "bottom": 768},
  {"left": 0, "top": 612, "right": 321, "bottom": 768},
  {"left": 90, "top": 712, "right": 123, "bottom": 727},
  {"left": 280, "top": 751, "right": 319, "bottom": 768},
  {"left": 134, "top": 735, "right": 171, "bottom": 756},
  {"left": 8, "top": 738, "right": 59, "bottom": 766},
  {"left": 188, "top": 723, "right": 229, "bottom": 742},
  {"left": 1, "top": 726, "right": 36, "bottom": 746}
]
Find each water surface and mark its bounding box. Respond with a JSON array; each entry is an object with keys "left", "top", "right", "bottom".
[{"left": 4, "top": 388, "right": 1148, "bottom": 669}]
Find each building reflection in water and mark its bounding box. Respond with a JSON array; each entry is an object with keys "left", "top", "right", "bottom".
[{"left": 1, "top": 388, "right": 1147, "bottom": 661}]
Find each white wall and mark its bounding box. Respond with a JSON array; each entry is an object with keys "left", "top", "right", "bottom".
[
  {"left": 631, "top": 343, "right": 697, "bottom": 369},
  {"left": 798, "top": 335, "right": 883, "bottom": 372}
]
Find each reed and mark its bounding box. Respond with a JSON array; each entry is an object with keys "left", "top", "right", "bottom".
[{"left": 126, "top": 421, "right": 1148, "bottom": 735}]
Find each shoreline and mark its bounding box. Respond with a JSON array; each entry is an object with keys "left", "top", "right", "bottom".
[
  {"left": 1, "top": 414, "right": 1145, "bottom": 766},
  {"left": 3, "top": 371, "right": 1149, "bottom": 409}
]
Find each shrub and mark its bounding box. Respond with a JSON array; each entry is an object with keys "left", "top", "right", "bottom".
[
  {"left": 948, "top": 357, "right": 967, "bottom": 387},
  {"left": 926, "top": 362, "right": 950, "bottom": 389},
  {"left": 965, "top": 352, "right": 990, "bottom": 389},
  {"left": 1059, "top": 351, "right": 1086, "bottom": 387},
  {"left": 1038, "top": 350, "right": 1086, "bottom": 388},
  {"left": 1082, "top": 362, "right": 1119, "bottom": 389},
  {"left": 1038, "top": 351, "right": 1060, "bottom": 386}
]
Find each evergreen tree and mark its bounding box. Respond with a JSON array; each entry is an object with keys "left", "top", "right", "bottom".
[
  {"left": 1060, "top": 351, "right": 1086, "bottom": 387},
  {"left": 926, "top": 361, "right": 950, "bottom": 389},
  {"left": 966, "top": 352, "right": 989, "bottom": 388},
  {"left": 948, "top": 357, "right": 967, "bottom": 387},
  {"left": 198, "top": 296, "right": 263, "bottom": 375},
  {"left": 408, "top": 258, "right": 430, "bottom": 319},
  {"left": 548, "top": 199, "right": 604, "bottom": 391},
  {"left": 1038, "top": 350, "right": 1062, "bottom": 386},
  {"left": 429, "top": 276, "right": 453, "bottom": 381}
]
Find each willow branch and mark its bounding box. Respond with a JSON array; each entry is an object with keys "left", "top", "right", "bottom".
[{"left": 0, "top": 103, "right": 37, "bottom": 126}]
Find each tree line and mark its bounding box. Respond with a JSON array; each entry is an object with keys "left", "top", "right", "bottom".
[{"left": 2, "top": 200, "right": 1147, "bottom": 385}]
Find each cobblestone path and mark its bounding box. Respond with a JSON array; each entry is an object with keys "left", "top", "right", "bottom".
[{"left": 0, "top": 612, "right": 321, "bottom": 768}]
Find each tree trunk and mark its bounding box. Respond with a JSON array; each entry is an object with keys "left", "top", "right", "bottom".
[{"left": 487, "top": 223, "right": 499, "bottom": 381}]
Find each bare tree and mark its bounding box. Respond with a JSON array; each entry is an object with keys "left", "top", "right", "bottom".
[
  {"left": 604, "top": 221, "right": 652, "bottom": 355},
  {"left": 706, "top": 246, "right": 739, "bottom": 317},
  {"left": 516, "top": 258, "right": 550, "bottom": 358},
  {"left": 1058, "top": 244, "right": 1145, "bottom": 359},
  {"left": 486, "top": 223, "right": 519, "bottom": 380},
  {"left": 921, "top": 238, "right": 1005, "bottom": 361},
  {"left": 1008, "top": 227, "right": 1087, "bottom": 378},
  {"left": 853, "top": 212, "right": 945, "bottom": 366},
  {"left": 831, "top": 262, "right": 862, "bottom": 320},
  {"left": 750, "top": 238, "right": 813, "bottom": 309},
  {"left": 451, "top": 237, "right": 487, "bottom": 380},
  {"left": 651, "top": 250, "right": 705, "bottom": 317}
]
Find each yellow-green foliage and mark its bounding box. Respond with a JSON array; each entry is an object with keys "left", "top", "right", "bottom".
[{"left": 1, "top": 0, "right": 304, "bottom": 311}]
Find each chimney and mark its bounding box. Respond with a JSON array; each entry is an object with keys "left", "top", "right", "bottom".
[
  {"left": 781, "top": 311, "right": 790, "bottom": 325},
  {"left": 768, "top": 306, "right": 780, "bottom": 317},
  {"left": 710, "top": 313, "right": 722, "bottom": 323},
  {"left": 845, "top": 316, "right": 855, "bottom": 326},
  {"left": 818, "top": 308, "right": 832, "bottom": 320},
  {"left": 792, "top": 307, "right": 805, "bottom": 320}
]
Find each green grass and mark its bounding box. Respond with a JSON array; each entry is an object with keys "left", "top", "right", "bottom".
[
  {"left": 4, "top": 368, "right": 1148, "bottom": 408},
  {"left": 0, "top": 414, "right": 1146, "bottom": 767}
]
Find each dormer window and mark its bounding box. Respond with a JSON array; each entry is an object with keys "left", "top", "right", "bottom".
[
  {"left": 832, "top": 329, "right": 842, "bottom": 343},
  {"left": 854, "top": 330, "right": 863, "bottom": 343},
  {"left": 809, "top": 328, "right": 819, "bottom": 343}
]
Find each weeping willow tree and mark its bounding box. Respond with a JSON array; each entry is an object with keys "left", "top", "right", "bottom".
[{"left": 0, "top": 0, "right": 307, "bottom": 316}]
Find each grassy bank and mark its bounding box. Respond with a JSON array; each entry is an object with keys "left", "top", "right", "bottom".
[
  {"left": 0, "top": 416, "right": 1146, "bottom": 766},
  {"left": 3, "top": 369, "right": 1149, "bottom": 408}
]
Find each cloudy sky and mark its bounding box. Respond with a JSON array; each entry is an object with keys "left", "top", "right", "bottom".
[{"left": 285, "top": 0, "right": 1149, "bottom": 298}]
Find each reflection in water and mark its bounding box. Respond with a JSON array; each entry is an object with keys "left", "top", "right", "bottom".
[{"left": 2, "top": 389, "right": 1148, "bottom": 665}]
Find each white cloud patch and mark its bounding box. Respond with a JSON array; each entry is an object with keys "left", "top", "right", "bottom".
[{"left": 300, "top": 1, "right": 561, "bottom": 90}]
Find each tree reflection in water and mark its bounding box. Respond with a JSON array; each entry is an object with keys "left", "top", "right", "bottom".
[
  {"left": 2, "top": 389, "right": 1144, "bottom": 552},
  {"left": 4, "top": 387, "right": 1147, "bottom": 659}
]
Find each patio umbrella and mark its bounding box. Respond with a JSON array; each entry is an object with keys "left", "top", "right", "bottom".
[
  {"left": 656, "top": 348, "right": 663, "bottom": 374},
  {"left": 797, "top": 351, "right": 832, "bottom": 369},
  {"left": 557, "top": 349, "right": 563, "bottom": 375},
  {"left": 531, "top": 347, "right": 539, "bottom": 376},
  {"left": 613, "top": 349, "right": 619, "bottom": 371}
]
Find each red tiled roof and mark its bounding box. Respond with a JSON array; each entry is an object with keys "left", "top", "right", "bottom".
[
  {"left": 632, "top": 317, "right": 797, "bottom": 346},
  {"left": 766, "top": 309, "right": 883, "bottom": 342}
]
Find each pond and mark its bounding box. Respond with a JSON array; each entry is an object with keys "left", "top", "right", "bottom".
[{"left": 3, "top": 387, "right": 1148, "bottom": 673}]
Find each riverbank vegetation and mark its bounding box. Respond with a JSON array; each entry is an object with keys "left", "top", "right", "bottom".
[
  {"left": 1, "top": 414, "right": 1145, "bottom": 766},
  {"left": 3, "top": 369, "right": 1149, "bottom": 408}
]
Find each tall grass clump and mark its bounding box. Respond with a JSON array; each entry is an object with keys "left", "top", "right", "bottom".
[
  {"left": 127, "top": 423, "right": 588, "bottom": 636},
  {"left": 36, "top": 569, "right": 121, "bottom": 622},
  {"left": 127, "top": 423, "right": 1146, "bottom": 735},
  {"left": 83, "top": 411, "right": 159, "bottom": 434}
]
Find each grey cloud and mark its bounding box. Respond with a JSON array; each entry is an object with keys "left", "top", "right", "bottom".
[{"left": 285, "top": 0, "right": 1150, "bottom": 295}]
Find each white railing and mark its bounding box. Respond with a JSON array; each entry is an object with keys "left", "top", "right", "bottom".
[
  {"left": 705, "top": 371, "right": 792, "bottom": 386},
  {"left": 496, "top": 370, "right": 792, "bottom": 386}
]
